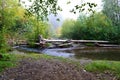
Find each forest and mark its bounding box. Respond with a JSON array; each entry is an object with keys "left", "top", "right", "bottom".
[{"left": 0, "top": 0, "right": 120, "bottom": 80}]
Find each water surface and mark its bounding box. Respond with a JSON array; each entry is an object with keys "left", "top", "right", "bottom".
[
  {"left": 17, "top": 46, "right": 120, "bottom": 61},
  {"left": 42, "top": 47, "right": 120, "bottom": 61}
]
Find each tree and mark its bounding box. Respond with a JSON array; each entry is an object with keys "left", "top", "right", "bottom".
[
  {"left": 102, "top": 0, "right": 120, "bottom": 26},
  {"left": 61, "top": 13, "right": 117, "bottom": 40},
  {"left": 0, "top": 0, "right": 26, "bottom": 52},
  {"left": 61, "top": 19, "right": 76, "bottom": 39},
  {"left": 0, "top": 0, "right": 19, "bottom": 30}
]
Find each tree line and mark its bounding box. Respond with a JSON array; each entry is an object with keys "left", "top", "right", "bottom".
[
  {"left": 61, "top": 0, "right": 120, "bottom": 44},
  {"left": 0, "top": 0, "right": 98, "bottom": 52},
  {"left": 0, "top": 0, "right": 51, "bottom": 52}
]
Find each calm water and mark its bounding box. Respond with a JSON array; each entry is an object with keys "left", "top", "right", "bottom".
[
  {"left": 42, "top": 47, "right": 120, "bottom": 61},
  {"left": 17, "top": 46, "right": 120, "bottom": 61}
]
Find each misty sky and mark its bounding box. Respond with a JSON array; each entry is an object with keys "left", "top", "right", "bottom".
[
  {"left": 49, "top": 0, "right": 103, "bottom": 29},
  {"left": 21, "top": 0, "right": 103, "bottom": 19},
  {"left": 21, "top": 0, "right": 103, "bottom": 28},
  {"left": 58, "top": 0, "right": 103, "bottom": 20}
]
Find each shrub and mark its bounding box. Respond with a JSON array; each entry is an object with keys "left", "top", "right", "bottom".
[
  {"left": 0, "top": 30, "right": 10, "bottom": 53},
  {"left": 61, "top": 13, "right": 120, "bottom": 44}
]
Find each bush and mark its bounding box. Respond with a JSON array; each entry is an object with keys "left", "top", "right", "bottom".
[
  {"left": 0, "top": 53, "right": 17, "bottom": 72},
  {"left": 0, "top": 30, "right": 10, "bottom": 53},
  {"left": 61, "top": 13, "right": 120, "bottom": 44},
  {"left": 61, "top": 19, "right": 76, "bottom": 39},
  {"left": 0, "top": 53, "right": 10, "bottom": 61},
  {"left": 26, "top": 19, "right": 50, "bottom": 43}
]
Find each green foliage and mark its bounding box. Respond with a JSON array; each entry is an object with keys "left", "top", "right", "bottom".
[
  {"left": 0, "top": 0, "right": 20, "bottom": 30},
  {"left": 102, "top": 0, "right": 120, "bottom": 26},
  {"left": 85, "top": 61, "right": 120, "bottom": 78},
  {"left": 0, "top": 61, "right": 16, "bottom": 72},
  {"left": 61, "top": 13, "right": 120, "bottom": 43},
  {"left": 0, "top": 31, "right": 6, "bottom": 53},
  {"left": 0, "top": 53, "right": 17, "bottom": 72},
  {"left": 0, "top": 0, "right": 98, "bottom": 51},
  {"left": 61, "top": 19, "right": 75, "bottom": 39},
  {"left": 26, "top": 18, "right": 50, "bottom": 44},
  {"left": 0, "top": 51, "right": 79, "bottom": 72},
  {"left": 0, "top": 0, "right": 25, "bottom": 51},
  {"left": 77, "top": 13, "right": 113, "bottom": 40},
  {"left": 0, "top": 29, "right": 10, "bottom": 53},
  {"left": 0, "top": 53, "right": 10, "bottom": 61},
  {"left": 0, "top": 0, "right": 51, "bottom": 50}
]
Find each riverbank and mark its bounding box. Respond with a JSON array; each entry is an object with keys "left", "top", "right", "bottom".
[{"left": 0, "top": 51, "right": 120, "bottom": 80}]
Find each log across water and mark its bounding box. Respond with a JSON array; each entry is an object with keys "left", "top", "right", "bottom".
[
  {"left": 44, "top": 39, "right": 109, "bottom": 43},
  {"left": 15, "top": 39, "right": 120, "bottom": 48},
  {"left": 36, "top": 39, "right": 120, "bottom": 48}
]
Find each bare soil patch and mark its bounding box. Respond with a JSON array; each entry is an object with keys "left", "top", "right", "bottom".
[{"left": 0, "top": 58, "right": 118, "bottom": 80}]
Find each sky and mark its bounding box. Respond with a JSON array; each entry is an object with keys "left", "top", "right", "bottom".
[
  {"left": 58, "top": 0, "right": 103, "bottom": 20},
  {"left": 21, "top": 0, "right": 103, "bottom": 28},
  {"left": 21, "top": 0, "right": 103, "bottom": 20},
  {"left": 49, "top": 0, "right": 103, "bottom": 28}
]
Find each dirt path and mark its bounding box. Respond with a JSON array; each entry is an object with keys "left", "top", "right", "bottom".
[{"left": 0, "top": 58, "right": 118, "bottom": 80}]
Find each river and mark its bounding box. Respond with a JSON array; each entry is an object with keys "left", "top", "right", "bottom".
[{"left": 16, "top": 46, "right": 120, "bottom": 61}]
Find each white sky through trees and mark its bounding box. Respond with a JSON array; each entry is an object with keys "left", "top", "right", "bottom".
[
  {"left": 20, "top": 0, "right": 103, "bottom": 28},
  {"left": 21, "top": 0, "right": 103, "bottom": 20},
  {"left": 58, "top": 0, "right": 103, "bottom": 19}
]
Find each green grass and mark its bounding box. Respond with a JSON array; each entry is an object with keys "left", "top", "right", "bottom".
[
  {"left": 0, "top": 53, "right": 18, "bottom": 72},
  {"left": 0, "top": 53, "right": 39, "bottom": 72},
  {"left": 85, "top": 60, "right": 120, "bottom": 78},
  {"left": 0, "top": 52, "right": 81, "bottom": 73},
  {"left": 16, "top": 54, "right": 120, "bottom": 78},
  {"left": 1, "top": 52, "right": 120, "bottom": 79}
]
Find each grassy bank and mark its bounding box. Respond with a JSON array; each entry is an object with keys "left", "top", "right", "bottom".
[
  {"left": 0, "top": 53, "right": 17, "bottom": 72},
  {"left": 0, "top": 52, "right": 79, "bottom": 73},
  {"left": 85, "top": 60, "right": 120, "bottom": 78},
  {"left": 0, "top": 52, "right": 120, "bottom": 79},
  {"left": 0, "top": 53, "right": 55, "bottom": 72}
]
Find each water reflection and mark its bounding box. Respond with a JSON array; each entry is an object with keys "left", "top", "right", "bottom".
[
  {"left": 17, "top": 46, "right": 120, "bottom": 61},
  {"left": 42, "top": 49, "right": 74, "bottom": 58},
  {"left": 43, "top": 47, "right": 120, "bottom": 61}
]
